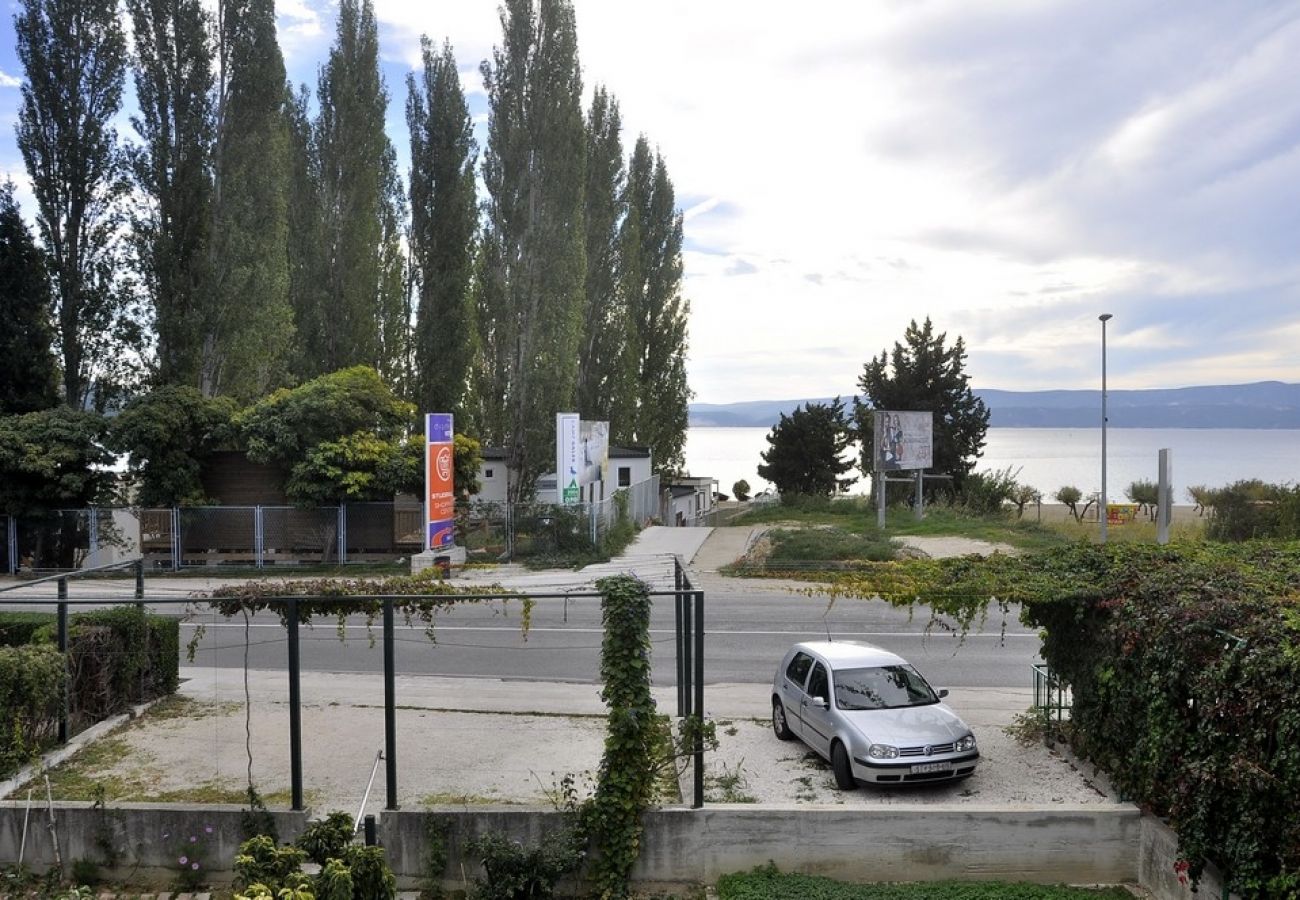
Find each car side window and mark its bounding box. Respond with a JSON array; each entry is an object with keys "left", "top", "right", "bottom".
[
  {"left": 785, "top": 652, "right": 814, "bottom": 689},
  {"left": 807, "top": 663, "right": 829, "bottom": 701}
]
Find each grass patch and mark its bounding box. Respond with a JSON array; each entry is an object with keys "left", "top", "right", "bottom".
[
  {"left": 717, "top": 865, "right": 1136, "bottom": 899},
  {"left": 418, "top": 791, "right": 521, "bottom": 806},
  {"left": 704, "top": 759, "right": 756, "bottom": 804}
]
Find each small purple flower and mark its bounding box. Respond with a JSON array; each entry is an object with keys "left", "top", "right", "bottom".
[
  {"left": 191, "top": 862, "right": 200, "bottom": 871},
  {"left": 178, "top": 856, "right": 188, "bottom": 865},
  {"left": 190, "top": 835, "right": 198, "bottom": 843},
  {"left": 204, "top": 825, "right": 214, "bottom": 834}
]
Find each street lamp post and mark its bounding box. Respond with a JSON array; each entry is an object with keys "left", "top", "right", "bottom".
[{"left": 1099, "top": 313, "right": 1113, "bottom": 544}]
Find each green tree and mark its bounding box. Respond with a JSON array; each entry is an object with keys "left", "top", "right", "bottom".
[
  {"left": 576, "top": 85, "right": 627, "bottom": 425},
  {"left": 204, "top": 0, "right": 294, "bottom": 400},
  {"left": 0, "top": 407, "right": 114, "bottom": 515},
  {"left": 407, "top": 37, "right": 476, "bottom": 417},
  {"left": 310, "top": 0, "right": 401, "bottom": 377},
  {"left": 732, "top": 479, "right": 751, "bottom": 502},
  {"left": 126, "top": 0, "right": 214, "bottom": 388},
  {"left": 0, "top": 183, "right": 58, "bottom": 414},
  {"left": 15, "top": 0, "right": 137, "bottom": 409},
  {"left": 621, "top": 138, "right": 691, "bottom": 476},
  {"left": 757, "top": 398, "right": 857, "bottom": 500},
  {"left": 478, "top": 0, "right": 587, "bottom": 501},
  {"left": 853, "top": 318, "right": 990, "bottom": 491},
  {"left": 285, "top": 82, "right": 328, "bottom": 382},
  {"left": 237, "top": 366, "right": 413, "bottom": 468},
  {"left": 109, "top": 385, "right": 236, "bottom": 506}
]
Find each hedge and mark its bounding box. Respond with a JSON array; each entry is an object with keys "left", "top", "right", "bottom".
[
  {"left": 814, "top": 542, "right": 1300, "bottom": 898},
  {"left": 0, "top": 644, "right": 65, "bottom": 777},
  {"left": 0, "top": 607, "right": 179, "bottom": 733}
]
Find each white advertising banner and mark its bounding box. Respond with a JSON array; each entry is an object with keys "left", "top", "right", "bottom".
[
  {"left": 873, "top": 410, "right": 934, "bottom": 471},
  {"left": 579, "top": 420, "right": 610, "bottom": 487},
  {"left": 556, "top": 412, "right": 581, "bottom": 504}
]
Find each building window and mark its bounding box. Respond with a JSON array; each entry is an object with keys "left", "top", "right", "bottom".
[
  {"left": 484, "top": 468, "right": 494, "bottom": 479},
  {"left": 618, "top": 466, "right": 631, "bottom": 487}
]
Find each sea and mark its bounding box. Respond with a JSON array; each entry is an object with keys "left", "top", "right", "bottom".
[{"left": 683, "top": 426, "right": 1300, "bottom": 500}]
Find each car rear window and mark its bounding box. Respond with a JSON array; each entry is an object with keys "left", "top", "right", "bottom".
[
  {"left": 785, "top": 652, "right": 814, "bottom": 688},
  {"left": 833, "top": 665, "right": 938, "bottom": 710}
]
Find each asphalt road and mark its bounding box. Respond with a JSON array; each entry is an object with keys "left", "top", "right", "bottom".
[{"left": 181, "top": 587, "right": 1041, "bottom": 689}]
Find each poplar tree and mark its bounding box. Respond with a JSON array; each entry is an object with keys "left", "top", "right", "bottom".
[
  {"left": 312, "top": 0, "right": 400, "bottom": 376},
  {"left": 621, "top": 137, "right": 691, "bottom": 476},
  {"left": 285, "top": 83, "right": 327, "bottom": 380},
  {"left": 576, "top": 85, "right": 628, "bottom": 426},
  {"left": 127, "top": 0, "right": 215, "bottom": 388},
  {"left": 0, "top": 184, "right": 58, "bottom": 414},
  {"left": 204, "top": 0, "right": 294, "bottom": 400},
  {"left": 14, "top": 0, "right": 133, "bottom": 409},
  {"left": 408, "top": 36, "right": 477, "bottom": 417},
  {"left": 479, "top": 0, "right": 587, "bottom": 500}
]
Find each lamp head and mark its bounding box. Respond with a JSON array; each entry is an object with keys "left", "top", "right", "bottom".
[{"left": 1099, "top": 313, "right": 1113, "bottom": 322}]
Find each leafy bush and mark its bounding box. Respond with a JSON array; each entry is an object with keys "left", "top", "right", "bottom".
[
  {"left": 0, "top": 644, "right": 64, "bottom": 776},
  {"left": 345, "top": 845, "right": 396, "bottom": 900},
  {"left": 470, "top": 830, "right": 584, "bottom": 900},
  {"left": 764, "top": 527, "right": 896, "bottom": 569},
  {"left": 315, "top": 857, "right": 353, "bottom": 900},
  {"left": 732, "top": 479, "right": 751, "bottom": 502},
  {"left": 1206, "top": 480, "right": 1300, "bottom": 542},
  {"left": 0, "top": 612, "right": 59, "bottom": 647},
  {"left": 955, "top": 467, "right": 1019, "bottom": 516},
  {"left": 296, "top": 811, "right": 355, "bottom": 866},
  {"left": 234, "top": 835, "right": 309, "bottom": 894},
  {"left": 818, "top": 543, "right": 1300, "bottom": 896}
]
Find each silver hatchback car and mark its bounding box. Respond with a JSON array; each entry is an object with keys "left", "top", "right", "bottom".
[{"left": 772, "top": 640, "right": 980, "bottom": 788}]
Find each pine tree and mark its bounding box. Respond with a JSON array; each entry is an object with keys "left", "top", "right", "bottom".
[
  {"left": 204, "top": 0, "right": 294, "bottom": 400},
  {"left": 15, "top": 0, "right": 134, "bottom": 409},
  {"left": 311, "top": 0, "right": 398, "bottom": 376},
  {"left": 408, "top": 36, "right": 477, "bottom": 418},
  {"left": 852, "top": 317, "right": 990, "bottom": 489},
  {"left": 0, "top": 183, "right": 58, "bottom": 414},
  {"left": 127, "top": 0, "right": 215, "bottom": 388},
  {"left": 758, "top": 398, "right": 857, "bottom": 498},
  {"left": 576, "top": 85, "right": 628, "bottom": 426},
  {"left": 479, "top": 0, "right": 587, "bottom": 500},
  {"left": 621, "top": 137, "right": 691, "bottom": 476}
]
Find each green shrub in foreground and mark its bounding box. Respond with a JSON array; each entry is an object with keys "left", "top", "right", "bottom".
[{"left": 716, "top": 865, "right": 1134, "bottom": 899}]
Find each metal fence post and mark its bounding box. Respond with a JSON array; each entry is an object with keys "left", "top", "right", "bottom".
[
  {"left": 682, "top": 592, "right": 693, "bottom": 720},
  {"left": 338, "top": 505, "right": 347, "bottom": 565},
  {"left": 675, "top": 561, "right": 685, "bottom": 717},
  {"left": 287, "top": 598, "right": 304, "bottom": 810},
  {"left": 255, "top": 506, "right": 264, "bottom": 569},
  {"left": 171, "top": 507, "right": 181, "bottom": 571},
  {"left": 87, "top": 508, "right": 99, "bottom": 564},
  {"left": 383, "top": 598, "right": 398, "bottom": 810},
  {"left": 57, "top": 577, "right": 69, "bottom": 744},
  {"left": 692, "top": 589, "right": 705, "bottom": 810},
  {"left": 6, "top": 515, "right": 15, "bottom": 574}
]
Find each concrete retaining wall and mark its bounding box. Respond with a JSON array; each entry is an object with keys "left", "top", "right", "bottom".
[
  {"left": 1140, "top": 815, "right": 1239, "bottom": 900},
  {"left": 0, "top": 802, "right": 309, "bottom": 884},
  {"left": 382, "top": 804, "right": 1142, "bottom": 889},
  {"left": 3, "top": 801, "right": 1241, "bottom": 895}
]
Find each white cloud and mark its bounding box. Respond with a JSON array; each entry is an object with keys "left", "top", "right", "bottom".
[{"left": 0, "top": 70, "right": 20, "bottom": 89}]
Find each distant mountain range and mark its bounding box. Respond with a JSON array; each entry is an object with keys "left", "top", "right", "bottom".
[{"left": 688, "top": 381, "right": 1300, "bottom": 429}]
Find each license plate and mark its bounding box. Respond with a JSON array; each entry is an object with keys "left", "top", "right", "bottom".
[{"left": 910, "top": 762, "right": 952, "bottom": 775}]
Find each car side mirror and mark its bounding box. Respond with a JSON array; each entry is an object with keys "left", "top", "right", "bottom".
[
  {"left": 938, "top": 689, "right": 949, "bottom": 699},
  {"left": 811, "top": 696, "right": 829, "bottom": 709}
]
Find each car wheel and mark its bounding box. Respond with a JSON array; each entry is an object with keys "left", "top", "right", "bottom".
[
  {"left": 831, "top": 742, "right": 857, "bottom": 790},
  {"left": 772, "top": 699, "right": 793, "bottom": 740}
]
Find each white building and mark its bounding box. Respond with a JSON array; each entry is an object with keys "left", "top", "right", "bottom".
[{"left": 471, "top": 445, "right": 654, "bottom": 506}]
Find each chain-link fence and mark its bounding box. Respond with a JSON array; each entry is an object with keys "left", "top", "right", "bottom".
[{"left": 2, "top": 477, "right": 669, "bottom": 573}]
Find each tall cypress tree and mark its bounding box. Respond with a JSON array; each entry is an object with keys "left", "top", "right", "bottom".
[
  {"left": 14, "top": 0, "right": 132, "bottom": 409},
  {"left": 408, "top": 36, "right": 477, "bottom": 417},
  {"left": 127, "top": 0, "right": 215, "bottom": 388},
  {"left": 285, "top": 82, "right": 328, "bottom": 381},
  {"left": 311, "top": 0, "right": 397, "bottom": 376},
  {"left": 0, "top": 183, "right": 58, "bottom": 414},
  {"left": 204, "top": 0, "right": 294, "bottom": 400},
  {"left": 576, "top": 85, "right": 628, "bottom": 426},
  {"left": 622, "top": 137, "right": 691, "bottom": 476},
  {"left": 480, "top": 0, "right": 587, "bottom": 500}
]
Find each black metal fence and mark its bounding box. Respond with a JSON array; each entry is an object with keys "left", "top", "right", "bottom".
[{"left": 0, "top": 556, "right": 708, "bottom": 811}]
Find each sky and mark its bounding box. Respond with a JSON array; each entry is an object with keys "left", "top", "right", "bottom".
[{"left": 2, "top": 0, "right": 1300, "bottom": 404}]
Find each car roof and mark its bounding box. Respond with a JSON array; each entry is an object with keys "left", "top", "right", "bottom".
[{"left": 793, "top": 640, "right": 908, "bottom": 668}]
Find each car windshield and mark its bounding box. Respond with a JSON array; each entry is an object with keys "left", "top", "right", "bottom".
[{"left": 833, "top": 665, "right": 939, "bottom": 710}]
